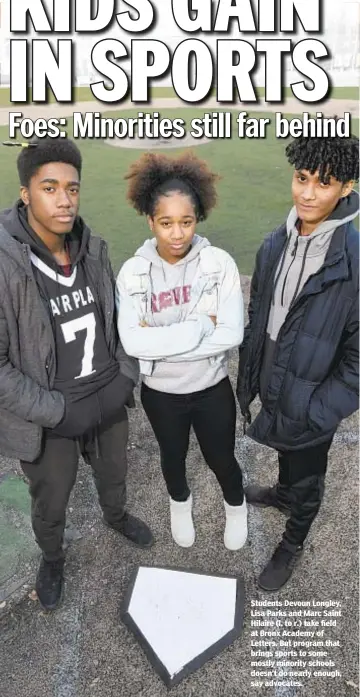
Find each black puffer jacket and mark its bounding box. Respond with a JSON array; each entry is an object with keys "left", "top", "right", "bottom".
[{"left": 237, "top": 217, "right": 359, "bottom": 451}]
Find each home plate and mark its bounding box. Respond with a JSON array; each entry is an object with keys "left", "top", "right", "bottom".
[{"left": 121, "top": 565, "right": 245, "bottom": 687}]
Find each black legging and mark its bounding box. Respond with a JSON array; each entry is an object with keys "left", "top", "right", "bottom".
[{"left": 141, "top": 377, "right": 244, "bottom": 506}]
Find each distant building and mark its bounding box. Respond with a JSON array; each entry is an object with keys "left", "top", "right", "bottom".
[{"left": 0, "top": 0, "right": 358, "bottom": 88}]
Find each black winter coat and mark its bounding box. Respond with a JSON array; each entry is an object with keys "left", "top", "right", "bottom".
[{"left": 236, "top": 221, "right": 359, "bottom": 451}]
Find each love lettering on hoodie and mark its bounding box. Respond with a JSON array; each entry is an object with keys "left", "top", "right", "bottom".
[{"left": 151, "top": 285, "right": 191, "bottom": 313}]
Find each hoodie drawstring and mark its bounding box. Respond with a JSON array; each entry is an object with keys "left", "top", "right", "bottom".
[
  {"left": 280, "top": 236, "right": 299, "bottom": 307},
  {"left": 94, "top": 427, "right": 100, "bottom": 459},
  {"left": 179, "top": 260, "right": 189, "bottom": 322},
  {"left": 75, "top": 431, "right": 99, "bottom": 459},
  {"left": 148, "top": 262, "right": 157, "bottom": 327},
  {"left": 289, "top": 238, "right": 313, "bottom": 308},
  {"left": 271, "top": 234, "right": 292, "bottom": 305},
  {"left": 149, "top": 258, "right": 190, "bottom": 325}
]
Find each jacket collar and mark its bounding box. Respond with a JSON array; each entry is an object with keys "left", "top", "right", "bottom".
[
  {"left": 0, "top": 223, "right": 101, "bottom": 275},
  {"left": 0, "top": 224, "right": 34, "bottom": 276},
  {"left": 306, "top": 223, "right": 349, "bottom": 281}
]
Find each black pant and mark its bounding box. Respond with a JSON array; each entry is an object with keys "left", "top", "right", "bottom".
[
  {"left": 277, "top": 439, "right": 333, "bottom": 547},
  {"left": 21, "top": 408, "right": 128, "bottom": 562},
  {"left": 141, "top": 377, "right": 244, "bottom": 506}
]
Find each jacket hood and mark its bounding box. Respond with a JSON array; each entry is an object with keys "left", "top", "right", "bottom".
[
  {"left": 0, "top": 200, "right": 90, "bottom": 270},
  {"left": 286, "top": 189, "right": 359, "bottom": 240},
  {"left": 134, "top": 234, "right": 211, "bottom": 266}
]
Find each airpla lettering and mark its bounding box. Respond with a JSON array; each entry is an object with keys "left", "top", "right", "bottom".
[{"left": 50, "top": 286, "right": 95, "bottom": 316}]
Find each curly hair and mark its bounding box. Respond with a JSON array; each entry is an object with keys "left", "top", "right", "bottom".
[
  {"left": 285, "top": 133, "right": 359, "bottom": 184},
  {"left": 125, "top": 152, "right": 219, "bottom": 221},
  {"left": 17, "top": 136, "right": 82, "bottom": 187}
]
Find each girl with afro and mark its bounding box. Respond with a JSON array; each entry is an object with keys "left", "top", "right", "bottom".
[{"left": 116, "top": 152, "right": 247, "bottom": 550}]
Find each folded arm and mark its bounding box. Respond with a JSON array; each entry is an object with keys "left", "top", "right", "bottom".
[
  {"left": 115, "top": 271, "right": 214, "bottom": 361},
  {"left": 164, "top": 255, "right": 244, "bottom": 362}
]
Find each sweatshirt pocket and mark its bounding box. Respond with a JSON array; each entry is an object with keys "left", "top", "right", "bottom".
[
  {"left": 195, "top": 281, "right": 218, "bottom": 315},
  {"left": 127, "top": 289, "right": 148, "bottom": 321},
  {"left": 139, "top": 359, "right": 154, "bottom": 376},
  {"left": 97, "top": 373, "right": 134, "bottom": 424},
  {"left": 52, "top": 393, "right": 101, "bottom": 438}
]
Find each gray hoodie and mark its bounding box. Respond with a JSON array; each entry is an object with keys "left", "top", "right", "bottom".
[
  {"left": 117, "top": 234, "right": 244, "bottom": 394},
  {"left": 135, "top": 235, "right": 228, "bottom": 393}
]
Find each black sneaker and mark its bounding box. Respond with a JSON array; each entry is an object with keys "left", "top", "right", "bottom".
[
  {"left": 104, "top": 512, "right": 154, "bottom": 549},
  {"left": 245, "top": 484, "right": 291, "bottom": 516},
  {"left": 258, "top": 540, "right": 303, "bottom": 591},
  {"left": 36, "top": 557, "right": 64, "bottom": 611}
]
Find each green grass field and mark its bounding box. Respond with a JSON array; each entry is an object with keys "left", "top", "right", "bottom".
[
  {"left": 0, "top": 85, "right": 358, "bottom": 107},
  {"left": 0, "top": 108, "right": 358, "bottom": 275}
]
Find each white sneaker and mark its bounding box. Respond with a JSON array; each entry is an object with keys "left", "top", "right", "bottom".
[
  {"left": 224, "top": 499, "right": 248, "bottom": 550},
  {"left": 169, "top": 494, "right": 195, "bottom": 548}
]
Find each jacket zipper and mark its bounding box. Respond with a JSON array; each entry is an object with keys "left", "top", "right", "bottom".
[
  {"left": 24, "top": 246, "right": 56, "bottom": 388},
  {"left": 100, "top": 242, "right": 114, "bottom": 351}
]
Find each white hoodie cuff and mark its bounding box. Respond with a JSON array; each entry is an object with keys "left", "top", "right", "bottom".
[{"left": 199, "top": 315, "right": 216, "bottom": 336}]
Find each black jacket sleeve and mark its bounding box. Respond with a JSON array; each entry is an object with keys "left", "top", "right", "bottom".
[{"left": 308, "top": 296, "right": 359, "bottom": 432}]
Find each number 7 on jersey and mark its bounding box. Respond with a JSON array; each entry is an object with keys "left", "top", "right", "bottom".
[{"left": 61, "top": 313, "right": 96, "bottom": 379}]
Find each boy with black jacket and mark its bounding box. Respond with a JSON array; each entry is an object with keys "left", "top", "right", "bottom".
[
  {"left": 0, "top": 137, "right": 153, "bottom": 611},
  {"left": 237, "top": 133, "right": 359, "bottom": 592}
]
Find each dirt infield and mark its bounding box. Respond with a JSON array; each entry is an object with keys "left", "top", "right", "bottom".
[{"left": 1, "top": 275, "right": 358, "bottom": 697}]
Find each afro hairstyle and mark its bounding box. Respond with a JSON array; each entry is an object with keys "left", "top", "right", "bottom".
[{"left": 125, "top": 151, "right": 219, "bottom": 221}]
